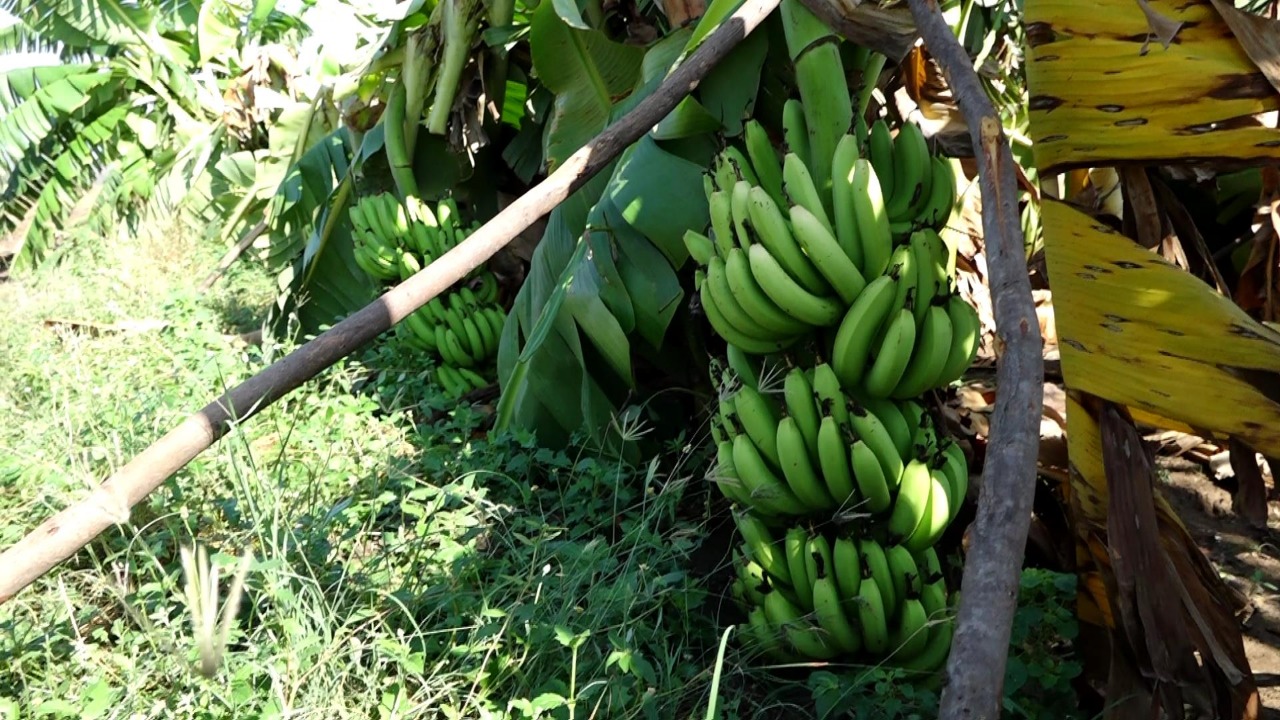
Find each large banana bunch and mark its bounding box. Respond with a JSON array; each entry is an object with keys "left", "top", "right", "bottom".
[
  {"left": 349, "top": 193, "right": 507, "bottom": 399},
  {"left": 728, "top": 509, "right": 958, "bottom": 672},
  {"left": 690, "top": 106, "right": 977, "bottom": 401}
]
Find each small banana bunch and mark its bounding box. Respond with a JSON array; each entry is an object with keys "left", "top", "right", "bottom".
[
  {"left": 730, "top": 510, "right": 956, "bottom": 672},
  {"left": 709, "top": 359, "right": 968, "bottom": 534},
  {"left": 349, "top": 193, "right": 507, "bottom": 399}
]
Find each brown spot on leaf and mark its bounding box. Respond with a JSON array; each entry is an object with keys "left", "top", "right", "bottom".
[
  {"left": 1077, "top": 272, "right": 1097, "bottom": 280},
  {"left": 1096, "top": 104, "right": 1125, "bottom": 113},
  {"left": 1030, "top": 95, "right": 1065, "bottom": 112},
  {"left": 1064, "top": 338, "right": 1088, "bottom": 352},
  {"left": 1040, "top": 134, "right": 1069, "bottom": 143},
  {"left": 1024, "top": 22, "right": 1057, "bottom": 47},
  {"left": 1114, "top": 118, "right": 1149, "bottom": 127},
  {"left": 1084, "top": 264, "right": 1113, "bottom": 274},
  {"left": 1112, "top": 260, "right": 1143, "bottom": 269},
  {"left": 1207, "top": 72, "right": 1275, "bottom": 100},
  {"left": 1161, "top": 329, "right": 1186, "bottom": 337},
  {"left": 1227, "top": 323, "right": 1263, "bottom": 339}
]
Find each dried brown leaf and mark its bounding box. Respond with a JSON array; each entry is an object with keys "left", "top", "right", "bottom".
[
  {"left": 1101, "top": 403, "right": 1202, "bottom": 717},
  {"left": 1228, "top": 437, "right": 1269, "bottom": 528},
  {"left": 1209, "top": 0, "right": 1280, "bottom": 97}
]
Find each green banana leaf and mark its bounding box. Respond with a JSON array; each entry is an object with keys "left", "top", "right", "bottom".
[{"left": 496, "top": 3, "right": 764, "bottom": 450}]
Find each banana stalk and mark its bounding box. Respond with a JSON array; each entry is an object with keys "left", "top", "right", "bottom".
[
  {"left": 383, "top": 82, "right": 420, "bottom": 200},
  {"left": 483, "top": 0, "right": 516, "bottom": 123},
  {"left": 778, "top": 0, "right": 851, "bottom": 210},
  {"left": 425, "top": 0, "right": 485, "bottom": 135}
]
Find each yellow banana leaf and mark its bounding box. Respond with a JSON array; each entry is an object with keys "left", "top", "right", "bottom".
[
  {"left": 1043, "top": 198, "right": 1280, "bottom": 456},
  {"left": 1042, "top": 199, "right": 1263, "bottom": 715},
  {"left": 1024, "top": 0, "right": 1280, "bottom": 174}
]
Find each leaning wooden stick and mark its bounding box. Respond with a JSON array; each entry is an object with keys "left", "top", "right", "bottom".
[
  {"left": 903, "top": 0, "right": 1045, "bottom": 718},
  {"left": 0, "top": 0, "right": 782, "bottom": 605}
]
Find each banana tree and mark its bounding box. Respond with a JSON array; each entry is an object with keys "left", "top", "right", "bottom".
[{"left": 0, "top": 0, "right": 341, "bottom": 271}]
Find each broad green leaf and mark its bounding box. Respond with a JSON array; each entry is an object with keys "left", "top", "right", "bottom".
[
  {"left": 693, "top": 24, "right": 767, "bottom": 136},
  {"left": 528, "top": 0, "right": 644, "bottom": 169},
  {"left": 552, "top": 0, "right": 592, "bottom": 30},
  {"left": 15, "top": 0, "right": 168, "bottom": 54},
  {"left": 197, "top": 0, "right": 241, "bottom": 64},
  {"left": 603, "top": 135, "right": 709, "bottom": 266}
]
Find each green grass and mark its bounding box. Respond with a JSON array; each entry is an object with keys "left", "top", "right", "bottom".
[{"left": 0, "top": 214, "right": 1084, "bottom": 720}]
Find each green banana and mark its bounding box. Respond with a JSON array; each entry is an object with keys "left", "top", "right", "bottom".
[
  {"left": 790, "top": 204, "right": 867, "bottom": 305},
  {"left": 885, "top": 544, "right": 924, "bottom": 620},
  {"left": 457, "top": 367, "right": 490, "bottom": 391},
  {"left": 831, "top": 534, "right": 862, "bottom": 602},
  {"left": 701, "top": 276, "right": 801, "bottom": 355},
  {"left": 889, "top": 596, "right": 931, "bottom": 661},
  {"left": 891, "top": 302, "right": 954, "bottom": 399},
  {"left": 720, "top": 146, "right": 760, "bottom": 189},
  {"left": 916, "top": 546, "right": 944, "bottom": 586},
  {"left": 709, "top": 190, "right": 736, "bottom": 258},
  {"left": 711, "top": 440, "right": 753, "bottom": 506},
  {"left": 811, "top": 363, "right": 850, "bottom": 429},
  {"left": 731, "top": 180, "right": 753, "bottom": 249},
  {"left": 435, "top": 364, "right": 470, "bottom": 398},
  {"left": 885, "top": 244, "right": 918, "bottom": 322},
  {"left": 782, "top": 152, "right": 834, "bottom": 237},
  {"left": 736, "top": 549, "right": 769, "bottom": 605},
  {"left": 782, "top": 98, "right": 811, "bottom": 169},
  {"left": 940, "top": 440, "right": 969, "bottom": 522},
  {"left": 724, "top": 247, "right": 811, "bottom": 337},
  {"left": 888, "top": 457, "right": 934, "bottom": 544},
  {"left": 909, "top": 230, "right": 942, "bottom": 325},
  {"left": 850, "top": 439, "right": 893, "bottom": 514},
  {"left": 726, "top": 343, "right": 763, "bottom": 391},
  {"left": 918, "top": 155, "right": 957, "bottom": 231},
  {"left": 867, "top": 119, "right": 896, "bottom": 196},
  {"left": 830, "top": 274, "right": 898, "bottom": 389},
  {"left": 854, "top": 570, "right": 890, "bottom": 656},
  {"left": 887, "top": 121, "right": 930, "bottom": 222},
  {"left": 863, "top": 306, "right": 918, "bottom": 399},
  {"left": 744, "top": 119, "right": 787, "bottom": 209},
  {"left": 785, "top": 526, "right": 814, "bottom": 609},
  {"left": 762, "top": 578, "right": 840, "bottom": 660},
  {"left": 830, "top": 133, "right": 865, "bottom": 270},
  {"left": 747, "top": 244, "right": 843, "bottom": 327},
  {"left": 684, "top": 230, "right": 715, "bottom": 267},
  {"left": 732, "top": 434, "right": 807, "bottom": 516},
  {"left": 851, "top": 158, "right": 894, "bottom": 278},
  {"left": 783, "top": 366, "right": 823, "bottom": 467},
  {"left": 898, "top": 400, "right": 927, "bottom": 447},
  {"left": 860, "top": 397, "right": 912, "bottom": 461},
  {"left": 746, "top": 605, "right": 799, "bottom": 663},
  {"left": 859, "top": 538, "right": 896, "bottom": 615},
  {"left": 803, "top": 533, "right": 835, "bottom": 601},
  {"left": 904, "top": 466, "right": 952, "bottom": 553},
  {"left": 847, "top": 399, "right": 905, "bottom": 487},
  {"left": 746, "top": 186, "right": 831, "bottom": 295},
  {"left": 777, "top": 416, "right": 838, "bottom": 512},
  {"left": 735, "top": 508, "right": 792, "bottom": 584},
  {"left": 936, "top": 293, "right": 981, "bottom": 385},
  {"left": 811, "top": 556, "right": 863, "bottom": 654},
  {"left": 734, "top": 383, "right": 783, "bottom": 470},
  {"left": 897, "top": 614, "right": 953, "bottom": 673},
  {"left": 817, "top": 414, "right": 857, "bottom": 508},
  {"left": 707, "top": 256, "right": 796, "bottom": 342}
]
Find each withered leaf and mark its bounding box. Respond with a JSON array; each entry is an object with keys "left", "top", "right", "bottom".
[
  {"left": 1228, "top": 437, "right": 1268, "bottom": 528},
  {"left": 1208, "top": 0, "right": 1280, "bottom": 97}
]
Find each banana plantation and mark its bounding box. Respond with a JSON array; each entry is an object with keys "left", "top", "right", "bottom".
[{"left": 2, "top": 0, "right": 1280, "bottom": 717}]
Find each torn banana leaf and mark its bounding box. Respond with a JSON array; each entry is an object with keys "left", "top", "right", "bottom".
[{"left": 1024, "top": 0, "right": 1280, "bottom": 174}]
